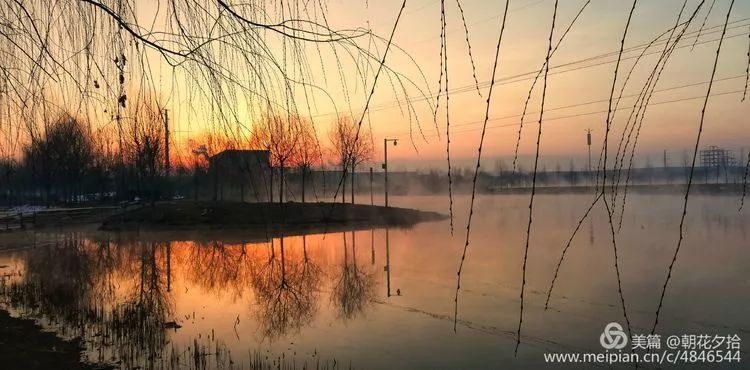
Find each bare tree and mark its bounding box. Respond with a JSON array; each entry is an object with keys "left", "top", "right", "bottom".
[
  {"left": 295, "top": 119, "right": 321, "bottom": 203},
  {"left": 328, "top": 117, "right": 373, "bottom": 204},
  {"left": 251, "top": 115, "right": 301, "bottom": 204},
  {"left": 23, "top": 114, "right": 94, "bottom": 206},
  {"left": 124, "top": 101, "right": 165, "bottom": 205},
  {"left": 0, "top": 0, "right": 426, "bottom": 207},
  {"left": 0, "top": 158, "right": 15, "bottom": 207}
]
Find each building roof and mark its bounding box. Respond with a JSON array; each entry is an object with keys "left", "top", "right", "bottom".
[
  {"left": 210, "top": 149, "right": 270, "bottom": 166},
  {"left": 211, "top": 149, "right": 271, "bottom": 158}
]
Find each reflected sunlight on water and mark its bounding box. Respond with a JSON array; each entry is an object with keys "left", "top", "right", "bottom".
[{"left": 0, "top": 194, "right": 748, "bottom": 369}]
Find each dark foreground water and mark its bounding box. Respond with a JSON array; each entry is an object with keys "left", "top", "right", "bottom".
[{"left": 0, "top": 194, "right": 748, "bottom": 369}]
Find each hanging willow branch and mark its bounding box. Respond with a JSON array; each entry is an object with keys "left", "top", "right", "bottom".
[
  {"left": 740, "top": 150, "right": 750, "bottom": 211},
  {"left": 651, "top": 0, "right": 735, "bottom": 335},
  {"left": 516, "top": 0, "right": 557, "bottom": 356},
  {"left": 455, "top": 0, "right": 482, "bottom": 99},
  {"left": 440, "top": 0, "right": 454, "bottom": 236},
  {"left": 511, "top": 0, "right": 591, "bottom": 173},
  {"left": 453, "top": 0, "right": 509, "bottom": 333},
  {"left": 690, "top": 0, "right": 716, "bottom": 51},
  {"left": 742, "top": 24, "right": 750, "bottom": 102},
  {"left": 322, "top": 0, "right": 408, "bottom": 228},
  {"left": 597, "top": 0, "right": 638, "bottom": 344}
]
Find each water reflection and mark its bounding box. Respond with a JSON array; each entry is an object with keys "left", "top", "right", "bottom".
[
  {"left": 183, "top": 240, "right": 251, "bottom": 299},
  {"left": 1, "top": 237, "right": 175, "bottom": 367},
  {"left": 250, "top": 232, "right": 321, "bottom": 340},
  {"left": 0, "top": 226, "right": 390, "bottom": 369},
  {"left": 331, "top": 231, "right": 376, "bottom": 321},
  {"left": 385, "top": 228, "right": 392, "bottom": 297},
  {"left": 1, "top": 194, "right": 746, "bottom": 369}
]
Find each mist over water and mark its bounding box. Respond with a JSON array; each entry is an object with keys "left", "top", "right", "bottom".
[{"left": 0, "top": 194, "right": 748, "bottom": 369}]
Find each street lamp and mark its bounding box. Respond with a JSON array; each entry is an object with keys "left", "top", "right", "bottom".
[{"left": 383, "top": 138, "right": 398, "bottom": 207}]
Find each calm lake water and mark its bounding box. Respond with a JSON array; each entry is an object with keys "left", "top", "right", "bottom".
[{"left": 0, "top": 194, "right": 748, "bottom": 369}]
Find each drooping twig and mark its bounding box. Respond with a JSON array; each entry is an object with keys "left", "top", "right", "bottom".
[
  {"left": 441, "top": 0, "right": 454, "bottom": 235},
  {"left": 690, "top": 0, "right": 716, "bottom": 51},
  {"left": 740, "top": 149, "right": 750, "bottom": 211},
  {"left": 454, "top": 0, "right": 509, "bottom": 333},
  {"left": 651, "top": 0, "right": 735, "bottom": 335},
  {"left": 545, "top": 192, "right": 602, "bottom": 309},
  {"left": 599, "top": 0, "right": 639, "bottom": 343},
  {"left": 610, "top": 0, "right": 689, "bottom": 211},
  {"left": 516, "top": 0, "right": 557, "bottom": 357},
  {"left": 616, "top": 1, "right": 705, "bottom": 231},
  {"left": 511, "top": 0, "right": 591, "bottom": 173},
  {"left": 612, "top": 0, "right": 694, "bottom": 227},
  {"left": 322, "top": 0, "right": 408, "bottom": 232},
  {"left": 602, "top": 195, "right": 633, "bottom": 344},
  {"left": 455, "top": 0, "right": 482, "bottom": 99},
  {"left": 742, "top": 24, "right": 749, "bottom": 101}
]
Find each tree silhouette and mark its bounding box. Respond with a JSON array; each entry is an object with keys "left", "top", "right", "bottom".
[
  {"left": 23, "top": 114, "right": 94, "bottom": 206},
  {"left": 328, "top": 117, "right": 374, "bottom": 204},
  {"left": 294, "top": 119, "right": 321, "bottom": 203},
  {"left": 251, "top": 115, "right": 302, "bottom": 204}
]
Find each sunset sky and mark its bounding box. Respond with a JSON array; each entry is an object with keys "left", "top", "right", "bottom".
[{"left": 93, "top": 0, "right": 750, "bottom": 170}]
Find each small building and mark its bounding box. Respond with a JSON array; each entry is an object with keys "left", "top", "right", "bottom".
[{"left": 209, "top": 150, "right": 271, "bottom": 201}]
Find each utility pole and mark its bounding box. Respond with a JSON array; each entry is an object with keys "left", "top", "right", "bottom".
[
  {"left": 586, "top": 129, "right": 592, "bottom": 185},
  {"left": 164, "top": 109, "right": 170, "bottom": 175},
  {"left": 351, "top": 160, "right": 355, "bottom": 204},
  {"left": 163, "top": 109, "right": 170, "bottom": 199},
  {"left": 383, "top": 138, "right": 398, "bottom": 207},
  {"left": 370, "top": 167, "right": 374, "bottom": 206}
]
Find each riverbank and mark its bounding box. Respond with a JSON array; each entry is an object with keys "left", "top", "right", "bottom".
[
  {"left": 100, "top": 201, "right": 447, "bottom": 231},
  {"left": 0, "top": 309, "right": 111, "bottom": 370},
  {"left": 487, "top": 183, "right": 745, "bottom": 195}
]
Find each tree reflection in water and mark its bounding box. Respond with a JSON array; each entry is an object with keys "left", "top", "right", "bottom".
[
  {"left": 331, "top": 231, "right": 376, "bottom": 320},
  {"left": 249, "top": 232, "right": 322, "bottom": 340},
  {"left": 182, "top": 240, "right": 252, "bottom": 300},
  {"left": 0, "top": 229, "right": 382, "bottom": 368},
  {"left": 1, "top": 236, "right": 174, "bottom": 368},
  {"left": 117, "top": 241, "right": 174, "bottom": 364}
]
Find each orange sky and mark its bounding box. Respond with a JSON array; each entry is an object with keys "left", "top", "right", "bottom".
[{"left": 134, "top": 0, "right": 750, "bottom": 170}]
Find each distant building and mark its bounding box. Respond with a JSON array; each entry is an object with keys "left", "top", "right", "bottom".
[
  {"left": 700, "top": 145, "right": 738, "bottom": 169},
  {"left": 700, "top": 145, "right": 739, "bottom": 183},
  {"left": 209, "top": 150, "right": 271, "bottom": 201}
]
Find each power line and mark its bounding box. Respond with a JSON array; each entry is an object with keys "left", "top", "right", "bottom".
[
  {"left": 373, "top": 22, "right": 750, "bottom": 113},
  {"left": 404, "top": 0, "right": 548, "bottom": 45},
  {"left": 311, "top": 17, "right": 750, "bottom": 119},
  {"left": 393, "top": 89, "right": 745, "bottom": 140},
  {"left": 389, "top": 74, "right": 746, "bottom": 136},
  {"left": 389, "top": 75, "right": 745, "bottom": 137}
]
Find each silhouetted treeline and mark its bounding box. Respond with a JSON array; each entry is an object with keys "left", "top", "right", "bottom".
[
  {"left": 1, "top": 113, "right": 746, "bottom": 207},
  {"left": 0, "top": 112, "right": 177, "bottom": 207}
]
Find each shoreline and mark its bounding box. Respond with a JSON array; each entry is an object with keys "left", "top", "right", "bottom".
[
  {"left": 0, "top": 309, "right": 112, "bottom": 370},
  {"left": 100, "top": 201, "right": 448, "bottom": 231}
]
